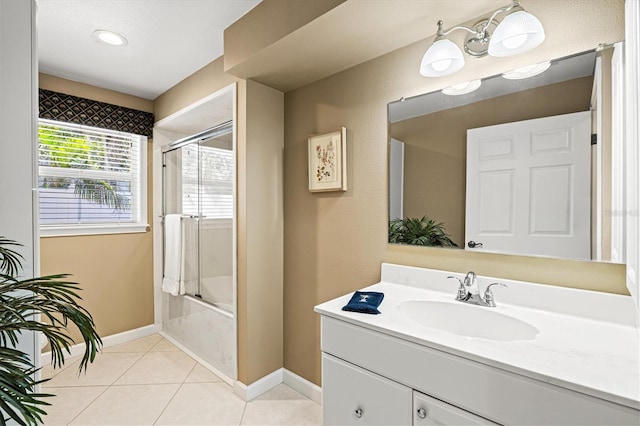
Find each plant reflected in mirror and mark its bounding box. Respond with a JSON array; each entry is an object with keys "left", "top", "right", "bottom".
[{"left": 389, "top": 216, "right": 458, "bottom": 247}]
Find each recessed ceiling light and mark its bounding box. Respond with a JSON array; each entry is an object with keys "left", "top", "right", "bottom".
[
  {"left": 442, "top": 79, "right": 482, "bottom": 96},
  {"left": 92, "top": 29, "right": 128, "bottom": 46},
  {"left": 502, "top": 61, "right": 551, "bottom": 80}
]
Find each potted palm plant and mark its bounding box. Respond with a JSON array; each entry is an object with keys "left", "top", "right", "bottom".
[
  {"left": 0, "top": 236, "right": 101, "bottom": 425},
  {"left": 389, "top": 216, "right": 458, "bottom": 247}
]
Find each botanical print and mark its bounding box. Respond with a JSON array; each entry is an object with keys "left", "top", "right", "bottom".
[
  {"left": 314, "top": 137, "right": 337, "bottom": 182},
  {"left": 308, "top": 127, "right": 346, "bottom": 192}
]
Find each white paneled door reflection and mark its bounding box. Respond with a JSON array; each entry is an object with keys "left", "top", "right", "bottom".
[{"left": 466, "top": 111, "right": 591, "bottom": 260}]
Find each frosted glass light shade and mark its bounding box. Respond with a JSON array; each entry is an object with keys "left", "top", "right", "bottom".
[
  {"left": 442, "top": 79, "right": 482, "bottom": 95},
  {"left": 488, "top": 10, "right": 545, "bottom": 57},
  {"left": 502, "top": 61, "right": 551, "bottom": 80},
  {"left": 420, "top": 39, "right": 465, "bottom": 77}
]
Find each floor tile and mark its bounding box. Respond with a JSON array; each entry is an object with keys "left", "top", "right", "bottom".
[
  {"left": 103, "top": 334, "right": 163, "bottom": 353},
  {"left": 44, "top": 353, "right": 143, "bottom": 387},
  {"left": 41, "top": 386, "right": 107, "bottom": 425},
  {"left": 41, "top": 355, "right": 81, "bottom": 381},
  {"left": 41, "top": 335, "right": 321, "bottom": 425},
  {"left": 184, "top": 363, "right": 224, "bottom": 383},
  {"left": 69, "top": 384, "right": 179, "bottom": 425},
  {"left": 155, "top": 382, "right": 246, "bottom": 425},
  {"left": 115, "top": 351, "right": 196, "bottom": 385},
  {"left": 150, "top": 338, "right": 182, "bottom": 352},
  {"left": 241, "top": 400, "right": 322, "bottom": 425}
]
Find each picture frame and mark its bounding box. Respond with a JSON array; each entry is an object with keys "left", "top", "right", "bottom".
[{"left": 308, "top": 127, "right": 347, "bottom": 192}]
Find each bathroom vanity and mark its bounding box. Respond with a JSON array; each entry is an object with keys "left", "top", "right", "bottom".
[{"left": 315, "top": 264, "right": 640, "bottom": 425}]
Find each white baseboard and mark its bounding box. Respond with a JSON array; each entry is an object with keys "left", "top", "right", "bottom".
[
  {"left": 40, "top": 323, "right": 162, "bottom": 366},
  {"left": 232, "top": 368, "right": 323, "bottom": 404},
  {"left": 159, "top": 331, "right": 234, "bottom": 386},
  {"left": 283, "top": 368, "right": 323, "bottom": 405},
  {"left": 233, "top": 368, "right": 284, "bottom": 401}
]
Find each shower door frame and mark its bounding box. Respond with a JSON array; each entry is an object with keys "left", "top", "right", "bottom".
[{"left": 154, "top": 82, "right": 238, "bottom": 382}]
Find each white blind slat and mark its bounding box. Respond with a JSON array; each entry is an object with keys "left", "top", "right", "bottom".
[
  {"left": 38, "top": 120, "right": 145, "bottom": 228},
  {"left": 181, "top": 145, "right": 234, "bottom": 219}
]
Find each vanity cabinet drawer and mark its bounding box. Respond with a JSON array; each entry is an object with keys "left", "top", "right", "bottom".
[
  {"left": 413, "top": 391, "right": 497, "bottom": 426},
  {"left": 322, "top": 353, "right": 412, "bottom": 425}
]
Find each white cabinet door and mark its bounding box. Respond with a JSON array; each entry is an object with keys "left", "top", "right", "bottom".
[
  {"left": 413, "top": 391, "right": 498, "bottom": 426},
  {"left": 322, "top": 353, "right": 412, "bottom": 426}
]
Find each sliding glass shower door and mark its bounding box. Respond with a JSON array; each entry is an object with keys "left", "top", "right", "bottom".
[{"left": 162, "top": 121, "right": 235, "bottom": 312}]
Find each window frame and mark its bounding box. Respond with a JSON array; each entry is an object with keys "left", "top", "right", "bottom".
[{"left": 37, "top": 119, "right": 148, "bottom": 237}]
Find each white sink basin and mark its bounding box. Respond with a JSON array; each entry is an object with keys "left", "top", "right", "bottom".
[{"left": 398, "top": 300, "right": 539, "bottom": 341}]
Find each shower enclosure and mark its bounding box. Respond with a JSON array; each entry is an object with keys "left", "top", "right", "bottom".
[{"left": 160, "top": 119, "right": 237, "bottom": 381}]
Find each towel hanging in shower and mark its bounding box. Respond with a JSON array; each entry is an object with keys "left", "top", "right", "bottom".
[{"left": 162, "top": 214, "right": 186, "bottom": 296}]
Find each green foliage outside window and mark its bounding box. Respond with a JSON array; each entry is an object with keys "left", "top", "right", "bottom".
[{"left": 38, "top": 125, "right": 130, "bottom": 211}]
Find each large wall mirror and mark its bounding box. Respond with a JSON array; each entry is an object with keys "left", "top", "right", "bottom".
[{"left": 388, "top": 44, "right": 626, "bottom": 264}]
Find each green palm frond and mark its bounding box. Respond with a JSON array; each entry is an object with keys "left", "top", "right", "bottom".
[
  {"left": 0, "top": 347, "right": 52, "bottom": 425},
  {"left": 0, "top": 239, "right": 23, "bottom": 278},
  {"left": 388, "top": 216, "right": 458, "bottom": 247},
  {"left": 0, "top": 238, "right": 102, "bottom": 425},
  {"left": 73, "top": 179, "right": 130, "bottom": 211}
]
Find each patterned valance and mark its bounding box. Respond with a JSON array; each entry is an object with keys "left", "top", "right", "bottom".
[{"left": 39, "top": 89, "right": 154, "bottom": 138}]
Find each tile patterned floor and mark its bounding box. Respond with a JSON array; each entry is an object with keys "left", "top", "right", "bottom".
[{"left": 40, "top": 334, "right": 322, "bottom": 425}]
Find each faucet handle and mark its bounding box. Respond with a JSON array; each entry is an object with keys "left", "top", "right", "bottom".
[
  {"left": 483, "top": 282, "right": 507, "bottom": 307},
  {"left": 447, "top": 276, "right": 467, "bottom": 301}
]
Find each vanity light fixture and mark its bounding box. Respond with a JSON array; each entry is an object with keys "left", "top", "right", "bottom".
[
  {"left": 419, "top": 0, "right": 545, "bottom": 77},
  {"left": 442, "top": 79, "right": 482, "bottom": 95},
  {"left": 502, "top": 61, "right": 551, "bottom": 80},
  {"left": 92, "top": 29, "right": 128, "bottom": 46}
]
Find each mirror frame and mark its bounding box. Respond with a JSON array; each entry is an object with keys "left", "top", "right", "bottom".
[{"left": 622, "top": 0, "right": 639, "bottom": 312}]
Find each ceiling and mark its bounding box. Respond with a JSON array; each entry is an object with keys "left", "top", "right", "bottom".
[
  {"left": 37, "top": 0, "right": 519, "bottom": 101},
  {"left": 37, "top": 0, "right": 261, "bottom": 100}
]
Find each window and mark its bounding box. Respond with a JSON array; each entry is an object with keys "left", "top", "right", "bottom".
[
  {"left": 38, "top": 119, "right": 147, "bottom": 236},
  {"left": 181, "top": 143, "right": 233, "bottom": 219}
]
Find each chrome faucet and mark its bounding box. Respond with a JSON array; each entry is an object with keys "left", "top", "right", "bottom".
[
  {"left": 447, "top": 271, "right": 507, "bottom": 307},
  {"left": 463, "top": 271, "right": 479, "bottom": 296}
]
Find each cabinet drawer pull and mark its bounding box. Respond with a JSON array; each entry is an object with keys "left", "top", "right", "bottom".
[
  {"left": 354, "top": 408, "right": 363, "bottom": 419},
  {"left": 417, "top": 407, "right": 427, "bottom": 419}
]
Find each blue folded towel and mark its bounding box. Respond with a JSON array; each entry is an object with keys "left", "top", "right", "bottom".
[{"left": 342, "top": 291, "right": 384, "bottom": 315}]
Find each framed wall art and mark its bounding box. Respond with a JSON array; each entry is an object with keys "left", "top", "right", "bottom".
[{"left": 308, "top": 127, "right": 347, "bottom": 192}]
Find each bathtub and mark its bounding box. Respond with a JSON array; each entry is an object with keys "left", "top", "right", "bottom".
[
  {"left": 162, "top": 276, "right": 236, "bottom": 382},
  {"left": 184, "top": 275, "right": 234, "bottom": 313}
]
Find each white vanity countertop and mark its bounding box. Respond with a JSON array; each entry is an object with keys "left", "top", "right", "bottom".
[{"left": 315, "top": 267, "right": 640, "bottom": 410}]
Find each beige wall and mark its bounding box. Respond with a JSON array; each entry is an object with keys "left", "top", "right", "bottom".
[
  {"left": 238, "top": 80, "right": 284, "bottom": 384},
  {"left": 224, "top": 0, "right": 347, "bottom": 72},
  {"left": 393, "top": 77, "right": 593, "bottom": 246},
  {"left": 283, "top": 0, "right": 626, "bottom": 386},
  {"left": 40, "top": 233, "right": 154, "bottom": 341},
  {"left": 598, "top": 48, "right": 614, "bottom": 261},
  {"left": 39, "top": 74, "right": 154, "bottom": 344}
]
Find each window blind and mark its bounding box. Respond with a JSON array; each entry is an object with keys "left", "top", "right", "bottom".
[
  {"left": 181, "top": 144, "right": 233, "bottom": 219},
  {"left": 38, "top": 119, "right": 145, "bottom": 231}
]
